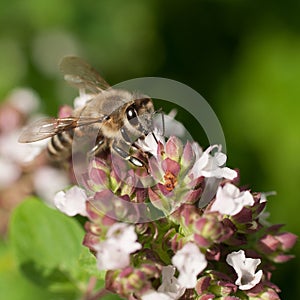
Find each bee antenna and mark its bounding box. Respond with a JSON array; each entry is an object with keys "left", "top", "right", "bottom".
[
  {"left": 152, "top": 131, "right": 158, "bottom": 144},
  {"left": 151, "top": 107, "right": 165, "bottom": 142},
  {"left": 152, "top": 107, "right": 163, "bottom": 115},
  {"left": 160, "top": 110, "right": 165, "bottom": 136}
]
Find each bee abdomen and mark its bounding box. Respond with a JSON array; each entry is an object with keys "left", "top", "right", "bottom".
[{"left": 47, "top": 130, "right": 73, "bottom": 161}]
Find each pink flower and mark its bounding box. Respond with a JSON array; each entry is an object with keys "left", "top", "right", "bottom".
[
  {"left": 257, "top": 231, "right": 297, "bottom": 262},
  {"left": 148, "top": 137, "right": 203, "bottom": 214}
]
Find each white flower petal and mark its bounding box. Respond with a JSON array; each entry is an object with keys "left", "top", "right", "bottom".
[
  {"left": 0, "top": 130, "right": 48, "bottom": 164},
  {"left": 226, "top": 250, "right": 262, "bottom": 290},
  {"left": 142, "top": 265, "right": 186, "bottom": 300},
  {"left": 191, "top": 152, "right": 209, "bottom": 177},
  {"left": 224, "top": 183, "right": 240, "bottom": 197},
  {"left": 157, "top": 266, "right": 186, "bottom": 299},
  {"left": 215, "top": 152, "right": 227, "bottom": 166},
  {"left": 260, "top": 191, "right": 276, "bottom": 203},
  {"left": 74, "top": 91, "right": 94, "bottom": 109},
  {"left": 54, "top": 185, "right": 87, "bottom": 216},
  {"left": 177, "top": 273, "right": 197, "bottom": 290},
  {"left": 157, "top": 112, "right": 187, "bottom": 138},
  {"left": 141, "top": 290, "right": 174, "bottom": 300},
  {"left": 239, "top": 191, "right": 255, "bottom": 206},
  {"left": 172, "top": 243, "right": 207, "bottom": 289},
  {"left": 95, "top": 223, "right": 141, "bottom": 270},
  {"left": 106, "top": 223, "right": 142, "bottom": 253},
  {"left": 191, "top": 142, "right": 204, "bottom": 161},
  {"left": 0, "top": 157, "right": 20, "bottom": 188},
  {"left": 190, "top": 144, "right": 237, "bottom": 180},
  {"left": 137, "top": 129, "right": 165, "bottom": 157},
  {"left": 210, "top": 183, "right": 254, "bottom": 216},
  {"left": 238, "top": 270, "right": 263, "bottom": 290},
  {"left": 220, "top": 167, "right": 238, "bottom": 180},
  {"left": 33, "top": 166, "right": 69, "bottom": 205},
  {"left": 9, "top": 88, "right": 40, "bottom": 115},
  {"left": 96, "top": 240, "right": 130, "bottom": 270}
]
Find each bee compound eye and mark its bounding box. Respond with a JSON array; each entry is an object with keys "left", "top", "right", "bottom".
[{"left": 126, "top": 107, "right": 138, "bottom": 125}]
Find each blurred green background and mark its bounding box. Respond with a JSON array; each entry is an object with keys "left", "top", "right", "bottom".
[{"left": 0, "top": 0, "right": 299, "bottom": 298}]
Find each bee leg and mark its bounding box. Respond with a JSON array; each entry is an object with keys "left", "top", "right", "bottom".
[
  {"left": 112, "top": 142, "right": 145, "bottom": 168},
  {"left": 88, "top": 138, "right": 105, "bottom": 157},
  {"left": 132, "top": 142, "right": 151, "bottom": 161}
]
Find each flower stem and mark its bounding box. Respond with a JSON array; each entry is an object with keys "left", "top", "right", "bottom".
[{"left": 82, "top": 277, "right": 109, "bottom": 300}]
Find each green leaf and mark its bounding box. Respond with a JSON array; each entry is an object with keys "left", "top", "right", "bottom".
[
  {"left": 9, "top": 197, "right": 96, "bottom": 299},
  {"left": 76, "top": 246, "right": 106, "bottom": 281},
  {"left": 0, "top": 239, "right": 55, "bottom": 300}
]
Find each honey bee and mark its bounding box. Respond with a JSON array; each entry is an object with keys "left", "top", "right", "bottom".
[{"left": 19, "top": 56, "right": 157, "bottom": 168}]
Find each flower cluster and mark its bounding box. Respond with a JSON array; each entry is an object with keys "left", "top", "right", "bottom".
[
  {"left": 0, "top": 88, "right": 69, "bottom": 235},
  {"left": 54, "top": 127, "right": 297, "bottom": 300}
]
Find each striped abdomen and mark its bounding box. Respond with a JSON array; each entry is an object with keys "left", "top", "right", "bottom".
[{"left": 47, "top": 130, "right": 73, "bottom": 162}]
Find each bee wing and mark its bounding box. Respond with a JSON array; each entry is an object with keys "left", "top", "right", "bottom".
[
  {"left": 59, "top": 56, "right": 110, "bottom": 93},
  {"left": 18, "top": 117, "right": 75, "bottom": 143},
  {"left": 19, "top": 117, "right": 65, "bottom": 143},
  {"left": 19, "top": 116, "right": 106, "bottom": 143}
]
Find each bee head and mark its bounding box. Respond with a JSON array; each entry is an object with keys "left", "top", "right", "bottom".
[{"left": 128, "top": 98, "right": 154, "bottom": 134}]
